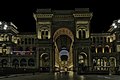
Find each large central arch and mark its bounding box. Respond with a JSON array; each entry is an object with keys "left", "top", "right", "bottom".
[
  {"left": 53, "top": 28, "right": 74, "bottom": 42},
  {"left": 53, "top": 27, "right": 74, "bottom": 71}
]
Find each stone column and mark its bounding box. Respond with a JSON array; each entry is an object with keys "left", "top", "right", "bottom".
[
  {"left": 36, "top": 48, "right": 39, "bottom": 69},
  {"left": 49, "top": 47, "right": 53, "bottom": 72},
  {"left": 88, "top": 47, "right": 91, "bottom": 70}
]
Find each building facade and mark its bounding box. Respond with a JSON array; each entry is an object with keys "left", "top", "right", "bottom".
[{"left": 0, "top": 8, "right": 120, "bottom": 73}]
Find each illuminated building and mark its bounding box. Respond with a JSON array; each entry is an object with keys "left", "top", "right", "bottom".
[{"left": 0, "top": 8, "right": 120, "bottom": 74}]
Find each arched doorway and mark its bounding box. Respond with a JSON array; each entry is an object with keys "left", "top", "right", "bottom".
[
  {"left": 53, "top": 28, "right": 74, "bottom": 72},
  {"left": 1, "top": 59, "right": 7, "bottom": 67},
  {"left": 109, "top": 57, "right": 116, "bottom": 74},
  {"left": 12, "top": 59, "right": 19, "bottom": 68},
  {"left": 28, "top": 58, "right": 35, "bottom": 66},
  {"left": 20, "top": 59, "right": 27, "bottom": 67},
  {"left": 40, "top": 53, "right": 49, "bottom": 72},
  {"left": 78, "top": 52, "right": 87, "bottom": 72}
]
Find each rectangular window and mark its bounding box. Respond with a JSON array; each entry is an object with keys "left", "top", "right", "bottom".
[
  {"left": 93, "top": 37, "right": 95, "bottom": 43},
  {"left": 46, "top": 31, "right": 48, "bottom": 35},
  {"left": 41, "top": 31, "right": 44, "bottom": 35},
  {"left": 97, "top": 37, "right": 99, "bottom": 43},
  {"left": 41, "top": 31, "right": 44, "bottom": 39},
  {"left": 25, "top": 38, "right": 27, "bottom": 44},
  {"left": 104, "top": 37, "right": 106, "bottom": 43},
  {"left": 32, "top": 38, "right": 34, "bottom": 44},
  {"left": 100, "top": 37, "right": 103, "bottom": 43},
  {"left": 117, "top": 45, "right": 120, "bottom": 52},
  {"left": 28, "top": 38, "right": 31, "bottom": 44},
  {"left": 21, "top": 39, "right": 24, "bottom": 44},
  {"left": 108, "top": 38, "right": 110, "bottom": 43}
]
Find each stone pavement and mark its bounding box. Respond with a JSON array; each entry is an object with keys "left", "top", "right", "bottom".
[{"left": 0, "top": 72, "right": 120, "bottom": 80}]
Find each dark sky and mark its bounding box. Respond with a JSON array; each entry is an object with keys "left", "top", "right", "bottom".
[{"left": 0, "top": 0, "right": 120, "bottom": 33}]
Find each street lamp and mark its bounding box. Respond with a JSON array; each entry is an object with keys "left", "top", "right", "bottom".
[
  {"left": 117, "top": 19, "right": 120, "bottom": 23},
  {"left": 3, "top": 24, "right": 8, "bottom": 30},
  {"left": 112, "top": 23, "right": 117, "bottom": 28},
  {"left": 0, "top": 21, "right": 2, "bottom": 25},
  {"left": 112, "top": 19, "right": 120, "bottom": 29}
]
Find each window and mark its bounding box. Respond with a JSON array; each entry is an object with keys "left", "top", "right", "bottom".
[
  {"left": 100, "top": 37, "right": 103, "bottom": 43},
  {"left": 45, "top": 37, "right": 48, "bottom": 39},
  {"left": 46, "top": 31, "right": 48, "bottom": 35},
  {"left": 78, "top": 55, "right": 84, "bottom": 64},
  {"left": 104, "top": 37, "right": 106, "bottom": 43},
  {"left": 79, "top": 30, "right": 81, "bottom": 39},
  {"left": 117, "top": 45, "right": 120, "bottom": 52},
  {"left": 25, "top": 38, "right": 27, "bottom": 44},
  {"left": 21, "top": 39, "right": 24, "bottom": 44},
  {"left": 93, "top": 37, "right": 95, "bottom": 43},
  {"left": 83, "top": 30, "right": 86, "bottom": 38},
  {"left": 91, "top": 46, "right": 95, "bottom": 53},
  {"left": 41, "top": 31, "right": 44, "bottom": 39},
  {"left": 108, "top": 37, "right": 110, "bottom": 43},
  {"left": 17, "top": 39, "right": 20, "bottom": 44},
  {"left": 41, "top": 31, "right": 44, "bottom": 35},
  {"left": 28, "top": 38, "right": 31, "bottom": 44},
  {"left": 104, "top": 47, "right": 109, "bottom": 53},
  {"left": 112, "top": 44, "right": 116, "bottom": 52},
  {"left": 98, "top": 47, "right": 102, "bottom": 53},
  {"left": 32, "top": 38, "right": 34, "bottom": 44},
  {"left": 97, "top": 37, "right": 99, "bottom": 43}
]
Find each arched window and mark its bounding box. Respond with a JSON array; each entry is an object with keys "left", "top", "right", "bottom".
[
  {"left": 108, "top": 38, "right": 110, "bottom": 43},
  {"left": 104, "top": 37, "right": 106, "bottom": 43},
  {"left": 1, "top": 59, "right": 7, "bottom": 67},
  {"left": 20, "top": 59, "right": 27, "bottom": 66},
  {"left": 78, "top": 55, "right": 84, "bottom": 64},
  {"left": 91, "top": 46, "right": 95, "bottom": 53},
  {"left": 17, "top": 39, "right": 20, "bottom": 44},
  {"left": 83, "top": 30, "right": 86, "bottom": 38},
  {"left": 98, "top": 47, "right": 102, "bottom": 53},
  {"left": 41, "top": 31, "right": 44, "bottom": 39},
  {"left": 79, "top": 30, "right": 81, "bottom": 39},
  {"left": 104, "top": 47, "right": 109, "bottom": 53},
  {"left": 28, "top": 58, "right": 35, "bottom": 66},
  {"left": 12, "top": 59, "right": 19, "bottom": 67},
  {"left": 93, "top": 37, "right": 95, "bottom": 43}
]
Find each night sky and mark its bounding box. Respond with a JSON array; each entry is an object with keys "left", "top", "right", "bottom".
[{"left": 0, "top": 0, "right": 120, "bottom": 33}]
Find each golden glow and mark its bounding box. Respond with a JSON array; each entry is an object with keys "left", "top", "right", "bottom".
[
  {"left": 102, "top": 48, "right": 104, "bottom": 53},
  {"left": 37, "top": 22, "right": 51, "bottom": 39},
  {"left": 53, "top": 28, "right": 74, "bottom": 71},
  {"left": 96, "top": 48, "right": 98, "bottom": 53},
  {"left": 0, "top": 47, "right": 2, "bottom": 53},
  {"left": 109, "top": 48, "right": 111, "bottom": 53},
  {"left": 53, "top": 28, "right": 74, "bottom": 42}
]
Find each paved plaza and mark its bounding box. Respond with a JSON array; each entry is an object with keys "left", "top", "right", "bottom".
[{"left": 0, "top": 72, "right": 120, "bottom": 80}]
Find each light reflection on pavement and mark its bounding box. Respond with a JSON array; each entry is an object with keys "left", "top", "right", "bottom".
[{"left": 0, "top": 71, "right": 120, "bottom": 80}]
